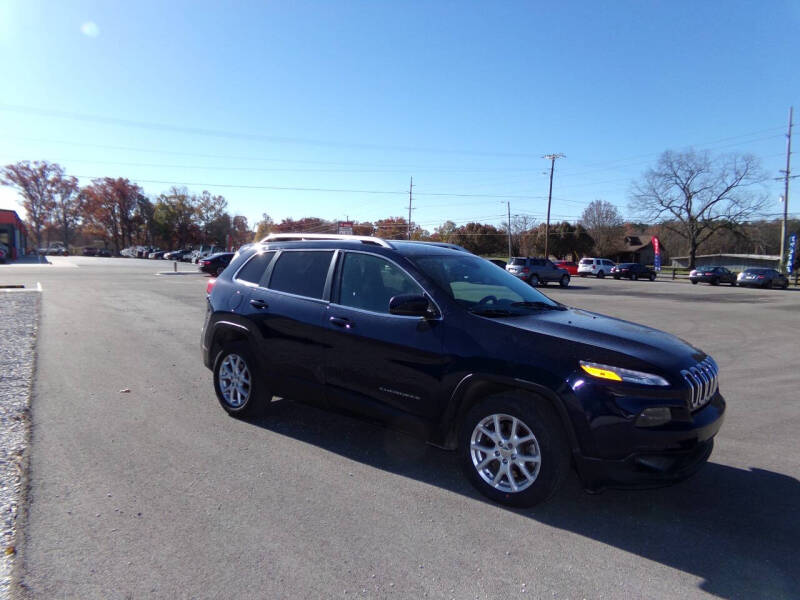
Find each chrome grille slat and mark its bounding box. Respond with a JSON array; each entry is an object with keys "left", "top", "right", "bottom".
[{"left": 681, "top": 357, "right": 719, "bottom": 411}]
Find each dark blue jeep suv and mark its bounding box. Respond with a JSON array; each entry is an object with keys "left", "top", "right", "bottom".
[{"left": 202, "top": 234, "right": 725, "bottom": 507}]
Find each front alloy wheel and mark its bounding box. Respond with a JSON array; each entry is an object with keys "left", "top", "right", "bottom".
[
  {"left": 470, "top": 414, "right": 541, "bottom": 493},
  {"left": 559, "top": 274, "right": 570, "bottom": 287},
  {"left": 460, "top": 394, "right": 569, "bottom": 507}
]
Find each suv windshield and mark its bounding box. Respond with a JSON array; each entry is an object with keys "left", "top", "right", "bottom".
[{"left": 413, "top": 254, "right": 561, "bottom": 315}]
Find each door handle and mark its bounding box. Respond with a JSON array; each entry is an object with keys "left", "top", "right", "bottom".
[
  {"left": 249, "top": 298, "right": 269, "bottom": 309},
  {"left": 329, "top": 316, "right": 353, "bottom": 329}
]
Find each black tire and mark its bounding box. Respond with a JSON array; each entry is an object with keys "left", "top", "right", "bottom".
[
  {"left": 782, "top": 280, "right": 789, "bottom": 290},
  {"left": 597, "top": 271, "right": 605, "bottom": 278},
  {"left": 559, "top": 274, "right": 570, "bottom": 288},
  {"left": 213, "top": 341, "right": 268, "bottom": 419},
  {"left": 459, "top": 393, "right": 569, "bottom": 508},
  {"left": 691, "top": 280, "right": 698, "bottom": 285},
  {"left": 613, "top": 275, "right": 620, "bottom": 280},
  {"left": 529, "top": 274, "right": 540, "bottom": 287},
  {"left": 631, "top": 273, "right": 638, "bottom": 281},
  {"left": 730, "top": 281, "right": 736, "bottom": 287},
  {"left": 765, "top": 280, "right": 773, "bottom": 289},
  {"left": 649, "top": 273, "right": 656, "bottom": 281},
  {"left": 711, "top": 278, "right": 719, "bottom": 286}
]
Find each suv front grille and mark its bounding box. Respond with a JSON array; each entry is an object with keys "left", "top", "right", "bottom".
[{"left": 681, "top": 357, "right": 719, "bottom": 411}]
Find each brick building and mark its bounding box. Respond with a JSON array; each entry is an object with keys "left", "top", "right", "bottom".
[{"left": 0, "top": 209, "right": 28, "bottom": 259}]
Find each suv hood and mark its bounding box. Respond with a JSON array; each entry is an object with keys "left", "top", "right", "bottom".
[{"left": 496, "top": 307, "right": 704, "bottom": 371}]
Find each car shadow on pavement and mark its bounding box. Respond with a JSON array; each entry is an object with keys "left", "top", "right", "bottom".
[{"left": 250, "top": 399, "right": 799, "bottom": 600}]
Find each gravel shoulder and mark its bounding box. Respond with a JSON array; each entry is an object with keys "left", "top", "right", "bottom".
[{"left": 0, "top": 291, "right": 39, "bottom": 599}]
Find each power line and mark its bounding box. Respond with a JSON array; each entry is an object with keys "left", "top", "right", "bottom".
[{"left": 0, "top": 104, "right": 540, "bottom": 158}]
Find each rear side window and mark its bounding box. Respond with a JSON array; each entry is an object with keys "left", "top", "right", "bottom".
[
  {"left": 579, "top": 259, "right": 593, "bottom": 265},
  {"left": 510, "top": 258, "right": 527, "bottom": 265},
  {"left": 235, "top": 251, "right": 276, "bottom": 285},
  {"left": 269, "top": 251, "right": 333, "bottom": 299}
]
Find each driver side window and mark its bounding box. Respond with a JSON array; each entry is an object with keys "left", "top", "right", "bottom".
[{"left": 338, "top": 253, "right": 422, "bottom": 314}]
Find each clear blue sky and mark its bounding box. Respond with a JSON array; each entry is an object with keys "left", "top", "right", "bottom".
[{"left": 1, "top": 0, "right": 798, "bottom": 232}]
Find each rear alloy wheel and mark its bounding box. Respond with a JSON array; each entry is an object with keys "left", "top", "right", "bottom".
[
  {"left": 529, "top": 274, "right": 540, "bottom": 287},
  {"left": 649, "top": 273, "right": 656, "bottom": 281},
  {"left": 559, "top": 274, "right": 570, "bottom": 288},
  {"left": 711, "top": 278, "right": 719, "bottom": 286},
  {"left": 213, "top": 341, "right": 267, "bottom": 418},
  {"left": 631, "top": 273, "right": 638, "bottom": 281},
  {"left": 460, "top": 394, "right": 569, "bottom": 507},
  {"left": 596, "top": 271, "right": 605, "bottom": 278}
]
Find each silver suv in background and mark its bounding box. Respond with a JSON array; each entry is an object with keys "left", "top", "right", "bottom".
[
  {"left": 578, "top": 257, "right": 616, "bottom": 278},
  {"left": 506, "top": 257, "right": 570, "bottom": 287}
]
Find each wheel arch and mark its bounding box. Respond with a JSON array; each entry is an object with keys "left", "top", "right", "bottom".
[
  {"left": 209, "top": 320, "right": 251, "bottom": 370},
  {"left": 434, "top": 374, "right": 580, "bottom": 454}
]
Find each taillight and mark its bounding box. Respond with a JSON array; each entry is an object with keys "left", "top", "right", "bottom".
[
  {"left": 201, "top": 260, "right": 210, "bottom": 266},
  {"left": 522, "top": 267, "right": 530, "bottom": 273},
  {"left": 206, "top": 278, "right": 217, "bottom": 295}
]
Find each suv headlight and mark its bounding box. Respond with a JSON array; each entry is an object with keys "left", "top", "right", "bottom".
[{"left": 579, "top": 361, "right": 669, "bottom": 386}]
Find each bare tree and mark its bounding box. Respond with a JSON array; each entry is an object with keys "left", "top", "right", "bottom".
[
  {"left": 0, "top": 160, "right": 63, "bottom": 250},
  {"left": 580, "top": 199, "right": 623, "bottom": 257},
  {"left": 629, "top": 149, "right": 767, "bottom": 269}
]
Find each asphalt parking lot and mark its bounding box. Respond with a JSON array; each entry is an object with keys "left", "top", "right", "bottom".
[{"left": 1, "top": 257, "right": 798, "bottom": 599}]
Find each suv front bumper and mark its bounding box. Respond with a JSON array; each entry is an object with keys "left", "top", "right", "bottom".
[{"left": 571, "top": 393, "right": 725, "bottom": 491}]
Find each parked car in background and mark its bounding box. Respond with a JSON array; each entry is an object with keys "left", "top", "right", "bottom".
[
  {"left": 612, "top": 263, "right": 657, "bottom": 281},
  {"left": 164, "top": 249, "right": 191, "bottom": 260},
  {"left": 554, "top": 260, "right": 578, "bottom": 275},
  {"left": 148, "top": 250, "right": 167, "bottom": 259},
  {"left": 82, "top": 247, "right": 98, "bottom": 257},
  {"left": 737, "top": 268, "right": 789, "bottom": 289},
  {"left": 97, "top": 248, "right": 111, "bottom": 257},
  {"left": 689, "top": 266, "right": 737, "bottom": 286},
  {"left": 0, "top": 242, "right": 8, "bottom": 263},
  {"left": 202, "top": 235, "right": 725, "bottom": 507},
  {"left": 199, "top": 252, "right": 235, "bottom": 276},
  {"left": 188, "top": 245, "right": 223, "bottom": 263},
  {"left": 506, "top": 257, "right": 570, "bottom": 287},
  {"left": 577, "top": 257, "right": 616, "bottom": 278},
  {"left": 120, "top": 247, "right": 136, "bottom": 258}
]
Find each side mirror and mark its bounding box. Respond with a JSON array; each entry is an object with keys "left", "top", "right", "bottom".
[{"left": 389, "top": 294, "right": 436, "bottom": 317}]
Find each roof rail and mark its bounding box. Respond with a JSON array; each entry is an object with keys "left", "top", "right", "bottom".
[{"left": 260, "top": 232, "right": 393, "bottom": 248}]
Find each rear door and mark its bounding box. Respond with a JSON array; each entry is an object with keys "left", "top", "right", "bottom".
[
  {"left": 242, "top": 249, "right": 334, "bottom": 403},
  {"left": 323, "top": 251, "right": 447, "bottom": 425}
]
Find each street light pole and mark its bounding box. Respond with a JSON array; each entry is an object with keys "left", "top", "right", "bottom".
[
  {"left": 779, "top": 107, "right": 793, "bottom": 272},
  {"left": 507, "top": 201, "right": 512, "bottom": 261},
  {"left": 543, "top": 153, "right": 565, "bottom": 259}
]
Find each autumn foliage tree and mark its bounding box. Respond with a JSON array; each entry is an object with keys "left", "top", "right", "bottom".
[
  {"left": 0, "top": 160, "right": 66, "bottom": 249},
  {"left": 51, "top": 173, "right": 82, "bottom": 248},
  {"left": 82, "top": 178, "right": 143, "bottom": 253}
]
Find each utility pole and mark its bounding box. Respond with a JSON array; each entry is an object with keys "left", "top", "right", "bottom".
[
  {"left": 506, "top": 201, "right": 512, "bottom": 261},
  {"left": 779, "top": 107, "right": 793, "bottom": 272},
  {"left": 542, "top": 153, "right": 565, "bottom": 259},
  {"left": 407, "top": 176, "right": 414, "bottom": 240}
]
